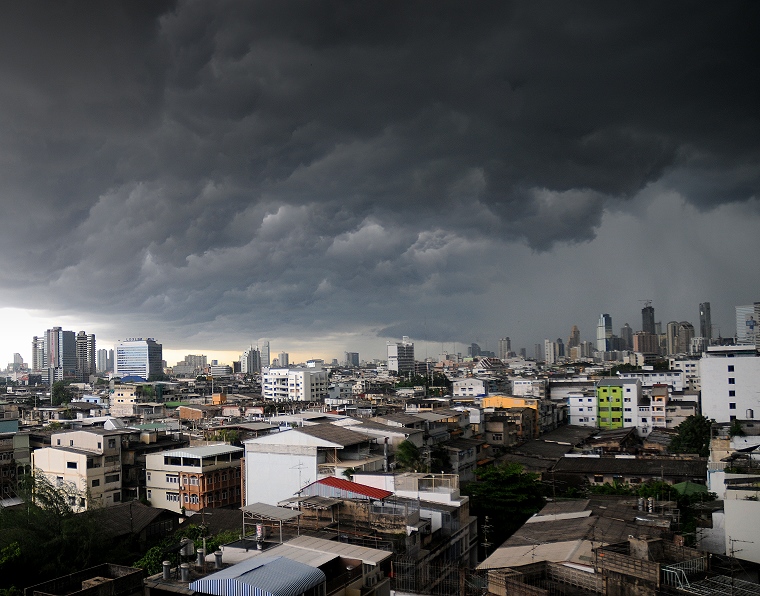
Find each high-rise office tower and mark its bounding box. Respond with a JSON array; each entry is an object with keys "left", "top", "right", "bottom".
[
  {"left": 544, "top": 339, "right": 557, "bottom": 365},
  {"left": 556, "top": 338, "right": 565, "bottom": 358},
  {"left": 115, "top": 338, "right": 162, "bottom": 380},
  {"left": 32, "top": 336, "right": 45, "bottom": 372},
  {"left": 596, "top": 314, "right": 612, "bottom": 352},
  {"left": 387, "top": 336, "right": 415, "bottom": 375},
  {"left": 345, "top": 352, "right": 360, "bottom": 367},
  {"left": 498, "top": 337, "right": 511, "bottom": 360},
  {"left": 736, "top": 303, "right": 760, "bottom": 346},
  {"left": 45, "top": 327, "right": 77, "bottom": 383},
  {"left": 260, "top": 341, "right": 271, "bottom": 369},
  {"left": 240, "top": 348, "right": 261, "bottom": 374},
  {"left": 676, "top": 322, "right": 695, "bottom": 354},
  {"left": 568, "top": 326, "right": 580, "bottom": 349},
  {"left": 278, "top": 352, "right": 289, "bottom": 367},
  {"left": 666, "top": 321, "right": 679, "bottom": 355},
  {"left": 97, "top": 349, "right": 109, "bottom": 373},
  {"left": 75, "top": 331, "right": 96, "bottom": 382},
  {"left": 699, "top": 302, "right": 712, "bottom": 343},
  {"left": 620, "top": 323, "right": 633, "bottom": 351},
  {"left": 642, "top": 304, "right": 655, "bottom": 335}
]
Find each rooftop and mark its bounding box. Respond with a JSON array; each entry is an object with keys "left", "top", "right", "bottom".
[{"left": 157, "top": 444, "right": 244, "bottom": 458}]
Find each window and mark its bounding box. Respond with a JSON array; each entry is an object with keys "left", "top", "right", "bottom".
[
  {"left": 593, "top": 474, "right": 604, "bottom": 483},
  {"left": 146, "top": 472, "right": 151, "bottom": 481},
  {"left": 729, "top": 403, "right": 736, "bottom": 410},
  {"left": 491, "top": 433, "right": 503, "bottom": 441},
  {"left": 113, "top": 492, "right": 121, "bottom": 502},
  {"left": 105, "top": 474, "right": 119, "bottom": 484},
  {"left": 97, "top": 442, "right": 102, "bottom": 449},
  {"left": 728, "top": 378, "right": 736, "bottom": 385},
  {"left": 108, "top": 439, "right": 116, "bottom": 449},
  {"left": 184, "top": 494, "right": 189, "bottom": 503},
  {"left": 56, "top": 439, "right": 61, "bottom": 445},
  {"left": 147, "top": 490, "right": 152, "bottom": 499},
  {"left": 70, "top": 440, "right": 74, "bottom": 446},
  {"left": 167, "top": 492, "right": 179, "bottom": 502},
  {"left": 166, "top": 474, "right": 179, "bottom": 484},
  {"left": 92, "top": 479, "right": 100, "bottom": 487},
  {"left": 728, "top": 365, "right": 734, "bottom": 372},
  {"left": 747, "top": 409, "right": 754, "bottom": 419},
  {"left": 729, "top": 390, "right": 736, "bottom": 397},
  {"left": 624, "top": 418, "right": 632, "bottom": 423},
  {"left": 67, "top": 462, "right": 77, "bottom": 469}
]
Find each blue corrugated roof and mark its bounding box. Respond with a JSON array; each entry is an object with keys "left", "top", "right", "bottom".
[{"left": 189, "top": 556, "right": 325, "bottom": 596}]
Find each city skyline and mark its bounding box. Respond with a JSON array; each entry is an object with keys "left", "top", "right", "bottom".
[{"left": 0, "top": 4, "right": 758, "bottom": 366}]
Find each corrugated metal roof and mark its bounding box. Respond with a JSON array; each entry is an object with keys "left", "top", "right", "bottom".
[
  {"left": 300, "top": 477, "right": 393, "bottom": 501},
  {"left": 159, "top": 444, "right": 244, "bottom": 458},
  {"left": 294, "top": 424, "right": 372, "bottom": 447},
  {"left": 241, "top": 502, "right": 303, "bottom": 521},
  {"left": 285, "top": 535, "right": 392, "bottom": 565},
  {"left": 477, "top": 540, "right": 596, "bottom": 570},
  {"left": 189, "top": 556, "right": 325, "bottom": 596}
]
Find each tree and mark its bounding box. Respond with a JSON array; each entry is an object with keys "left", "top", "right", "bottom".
[
  {"left": 51, "top": 381, "right": 73, "bottom": 406},
  {"left": 395, "top": 440, "right": 422, "bottom": 471},
  {"left": 462, "top": 463, "right": 545, "bottom": 554},
  {"left": 669, "top": 415, "right": 713, "bottom": 457}
]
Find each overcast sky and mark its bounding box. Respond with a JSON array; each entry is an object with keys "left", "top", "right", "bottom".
[{"left": 1, "top": 1, "right": 759, "bottom": 366}]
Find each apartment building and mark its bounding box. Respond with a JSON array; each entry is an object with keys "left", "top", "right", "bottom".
[
  {"left": 145, "top": 444, "right": 243, "bottom": 513},
  {"left": 32, "top": 429, "right": 125, "bottom": 511},
  {"left": 262, "top": 364, "right": 328, "bottom": 401}
]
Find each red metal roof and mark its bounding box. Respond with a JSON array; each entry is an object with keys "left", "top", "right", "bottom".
[{"left": 302, "top": 476, "right": 393, "bottom": 500}]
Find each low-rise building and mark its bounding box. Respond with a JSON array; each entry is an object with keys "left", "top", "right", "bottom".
[
  {"left": 145, "top": 444, "right": 244, "bottom": 513},
  {"left": 32, "top": 429, "right": 126, "bottom": 511}
]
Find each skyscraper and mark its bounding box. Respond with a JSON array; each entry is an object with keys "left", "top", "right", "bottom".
[
  {"left": 544, "top": 339, "right": 557, "bottom": 364},
  {"left": 498, "top": 337, "right": 511, "bottom": 360},
  {"left": 45, "top": 327, "right": 77, "bottom": 383},
  {"left": 75, "top": 331, "right": 96, "bottom": 382},
  {"left": 641, "top": 304, "right": 655, "bottom": 335},
  {"left": 345, "top": 352, "right": 360, "bottom": 367},
  {"left": 620, "top": 323, "right": 633, "bottom": 351},
  {"left": 666, "top": 321, "right": 679, "bottom": 355},
  {"left": 596, "top": 314, "right": 612, "bottom": 352},
  {"left": 278, "top": 352, "right": 289, "bottom": 367},
  {"left": 32, "top": 336, "right": 45, "bottom": 372},
  {"left": 260, "top": 341, "right": 271, "bottom": 369},
  {"left": 115, "top": 338, "right": 163, "bottom": 380},
  {"left": 387, "top": 336, "right": 414, "bottom": 375},
  {"left": 568, "top": 326, "right": 580, "bottom": 349},
  {"left": 97, "top": 349, "right": 109, "bottom": 373},
  {"left": 699, "top": 302, "right": 712, "bottom": 342},
  {"left": 676, "top": 322, "right": 695, "bottom": 354}
]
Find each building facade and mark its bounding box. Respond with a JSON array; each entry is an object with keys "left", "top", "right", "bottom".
[
  {"left": 387, "top": 336, "right": 415, "bottom": 375},
  {"left": 115, "top": 338, "right": 162, "bottom": 380},
  {"left": 145, "top": 444, "right": 244, "bottom": 513},
  {"left": 262, "top": 364, "right": 328, "bottom": 401},
  {"left": 701, "top": 345, "right": 760, "bottom": 423}
]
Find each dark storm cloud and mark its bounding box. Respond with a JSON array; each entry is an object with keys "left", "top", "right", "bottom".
[{"left": 1, "top": 1, "right": 758, "bottom": 349}]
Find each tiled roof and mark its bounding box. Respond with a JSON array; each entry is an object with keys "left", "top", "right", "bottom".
[{"left": 553, "top": 456, "right": 707, "bottom": 477}]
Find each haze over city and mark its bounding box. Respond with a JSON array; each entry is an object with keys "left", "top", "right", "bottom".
[{"left": 1, "top": 2, "right": 759, "bottom": 365}]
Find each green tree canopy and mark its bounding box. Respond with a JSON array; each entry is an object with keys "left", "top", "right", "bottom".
[
  {"left": 462, "top": 463, "right": 545, "bottom": 555},
  {"left": 669, "top": 415, "right": 713, "bottom": 457},
  {"left": 395, "top": 440, "right": 422, "bottom": 471},
  {"left": 51, "top": 381, "right": 73, "bottom": 406}
]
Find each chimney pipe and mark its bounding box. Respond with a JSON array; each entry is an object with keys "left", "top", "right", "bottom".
[
  {"left": 214, "top": 550, "right": 223, "bottom": 569},
  {"left": 162, "top": 561, "right": 171, "bottom": 581},
  {"left": 180, "top": 563, "right": 190, "bottom": 582},
  {"left": 196, "top": 548, "right": 205, "bottom": 567}
]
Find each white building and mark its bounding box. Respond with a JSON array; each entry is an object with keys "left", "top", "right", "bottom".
[
  {"left": 668, "top": 358, "right": 701, "bottom": 391},
  {"left": 567, "top": 392, "right": 597, "bottom": 427},
  {"left": 32, "top": 429, "right": 124, "bottom": 511},
  {"left": 262, "top": 364, "right": 328, "bottom": 401},
  {"left": 115, "top": 338, "right": 162, "bottom": 380},
  {"left": 618, "top": 370, "right": 684, "bottom": 391},
  {"left": 387, "top": 336, "right": 414, "bottom": 376},
  {"left": 244, "top": 424, "right": 383, "bottom": 506},
  {"left": 452, "top": 378, "right": 487, "bottom": 398},
  {"left": 701, "top": 345, "right": 760, "bottom": 423}
]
